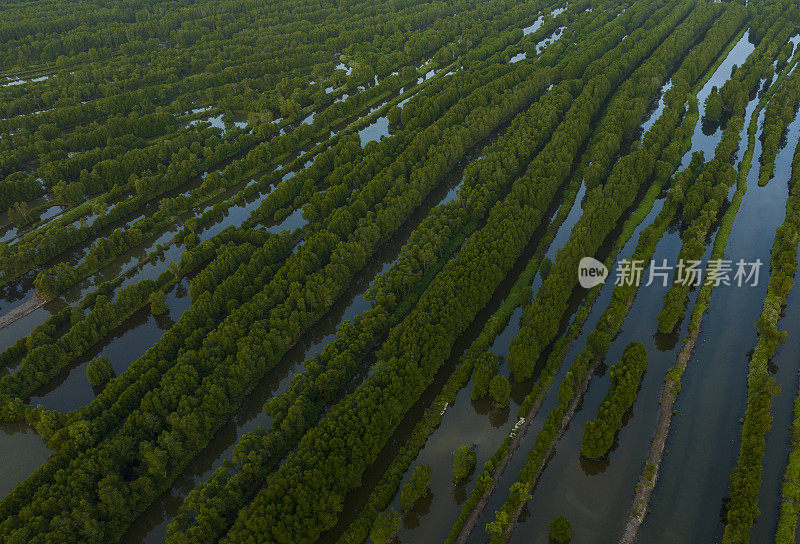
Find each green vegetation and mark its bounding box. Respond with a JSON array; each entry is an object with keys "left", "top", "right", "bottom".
[
  {"left": 759, "top": 54, "right": 800, "bottom": 186},
  {"left": 2, "top": 1, "right": 800, "bottom": 544},
  {"left": 400, "top": 464, "right": 432, "bottom": 511},
  {"left": 489, "top": 374, "right": 512, "bottom": 407},
  {"left": 549, "top": 516, "right": 572, "bottom": 543},
  {"left": 223, "top": 3, "right": 714, "bottom": 541},
  {"left": 86, "top": 356, "right": 114, "bottom": 387},
  {"left": 705, "top": 86, "right": 723, "bottom": 121},
  {"left": 482, "top": 19, "right": 741, "bottom": 529},
  {"left": 619, "top": 24, "right": 799, "bottom": 540},
  {"left": 659, "top": 17, "right": 796, "bottom": 335},
  {"left": 148, "top": 290, "right": 168, "bottom": 315},
  {"left": 370, "top": 509, "right": 400, "bottom": 544},
  {"left": 453, "top": 445, "right": 478, "bottom": 483},
  {"left": 508, "top": 0, "right": 745, "bottom": 379},
  {"left": 581, "top": 342, "right": 648, "bottom": 459},
  {"left": 775, "top": 369, "right": 800, "bottom": 544},
  {"left": 472, "top": 350, "right": 501, "bottom": 400},
  {"left": 724, "top": 105, "right": 800, "bottom": 544}
]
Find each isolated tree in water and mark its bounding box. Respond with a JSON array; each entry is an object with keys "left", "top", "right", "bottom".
[
  {"left": 452, "top": 444, "right": 477, "bottom": 483},
  {"left": 400, "top": 464, "right": 431, "bottom": 511},
  {"left": 549, "top": 516, "right": 571, "bottom": 543}
]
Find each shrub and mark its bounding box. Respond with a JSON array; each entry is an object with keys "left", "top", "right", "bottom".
[
  {"left": 452, "top": 444, "right": 477, "bottom": 483},
  {"left": 399, "top": 464, "right": 431, "bottom": 511},
  {"left": 549, "top": 516, "right": 571, "bottom": 543},
  {"left": 489, "top": 374, "right": 511, "bottom": 407}
]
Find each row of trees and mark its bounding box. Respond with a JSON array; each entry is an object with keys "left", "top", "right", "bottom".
[
  {"left": 658, "top": 15, "right": 796, "bottom": 334},
  {"left": 189, "top": 7, "right": 652, "bottom": 538},
  {"left": 0, "top": 19, "right": 566, "bottom": 540},
  {"left": 8, "top": 84, "right": 351, "bottom": 290},
  {"left": 442, "top": 144, "right": 588, "bottom": 544},
  {"left": 167, "top": 35, "right": 580, "bottom": 541},
  {"left": 1, "top": 125, "right": 229, "bottom": 277},
  {"left": 2, "top": 0, "right": 525, "bottom": 288},
  {"left": 0, "top": 226, "right": 296, "bottom": 539},
  {"left": 0, "top": 1, "right": 568, "bottom": 540},
  {"left": 0, "top": 174, "right": 44, "bottom": 214},
  {"left": 507, "top": 1, "right": 745, "bottom": 380},
  {"left": 482, "top": 6, "right": 743, "bottom": 538},
  {"left": 722, "top": 11, "right": 800, "bottom": 541},
  {"left": 7, "top": 3, "right": 796, "bottom": 544},
  {"left": 776, "top": 196, "right": 800, "bottom": 544},
  {"left": 484, "top": 111, "right": 707, "bottom": 543},
  {"left": 164, "top": 20, "right": 578, "bottom": 541},
  {"left": 0, "top": 0, "right": 529, "bottom": 212},
  {"left": 581, "top": 342, "right": 648, "bottom": 459},
  {"left": 0, "top": 0, "right": 439, "bottom": 127},
  {"left": 725, "top": 134, "right": 797, "bottom": 541},
  {"left": 0, "top": 232, "right": 262, "bottom": 404},
  {"left": 453, "top": 131, "right": 697, "bottom": 542},
  {"left": 758, "top": 41, "right": 800, "bottom": 186},
  {"left": 219, "top": 2, "right": 706, "bottom": 541},
  {"left": 0, "top": 0, "right": 515, "bottom": 280}
]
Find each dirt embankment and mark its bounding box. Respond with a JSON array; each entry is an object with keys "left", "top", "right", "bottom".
[{"left": 0, "top": 294, "right": 47, "bottom": 331}]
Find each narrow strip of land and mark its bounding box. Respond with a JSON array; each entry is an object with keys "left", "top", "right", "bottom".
[{"left": 0, "top": 295, "right": 46, "bottom": 331}]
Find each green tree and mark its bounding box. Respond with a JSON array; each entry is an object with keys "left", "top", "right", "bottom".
[
  {"left": 53, "top": 181, "right": 83, "bottom": 206},
  {"left": 489, "top": 374, "right": 511, "bottom": 407},
  {"left": 540, "top": 256, "right": 553, "bottom": 281},
  {"left": 400, "top": 464, "right": 431, "bottom": 511},
  {"left": 549, "top": 516, "right": 571, "bottom": 543},
  {"left": 370, "top": 508, "right": 400, "bottom": 544},
  {"left": 452, "top": 444, "right": 477, "bottom": 483},
  {"left": 149, "top": 290, "right": 168, "bottom": 315},
  {"left": 86, "top": 355, "right": 114, "bottom": 386},
  {"left": 8, "top": 201, "right": 33, "bottom": 228},
  {"left": 471, "top": 349, "right": 499, "bottom": 400},
  {"left": 705, "top": 86, "right": 723, "bottom": 121},
  {"left": 387, "top": 106, "right": 401, "bottom": 127}
]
